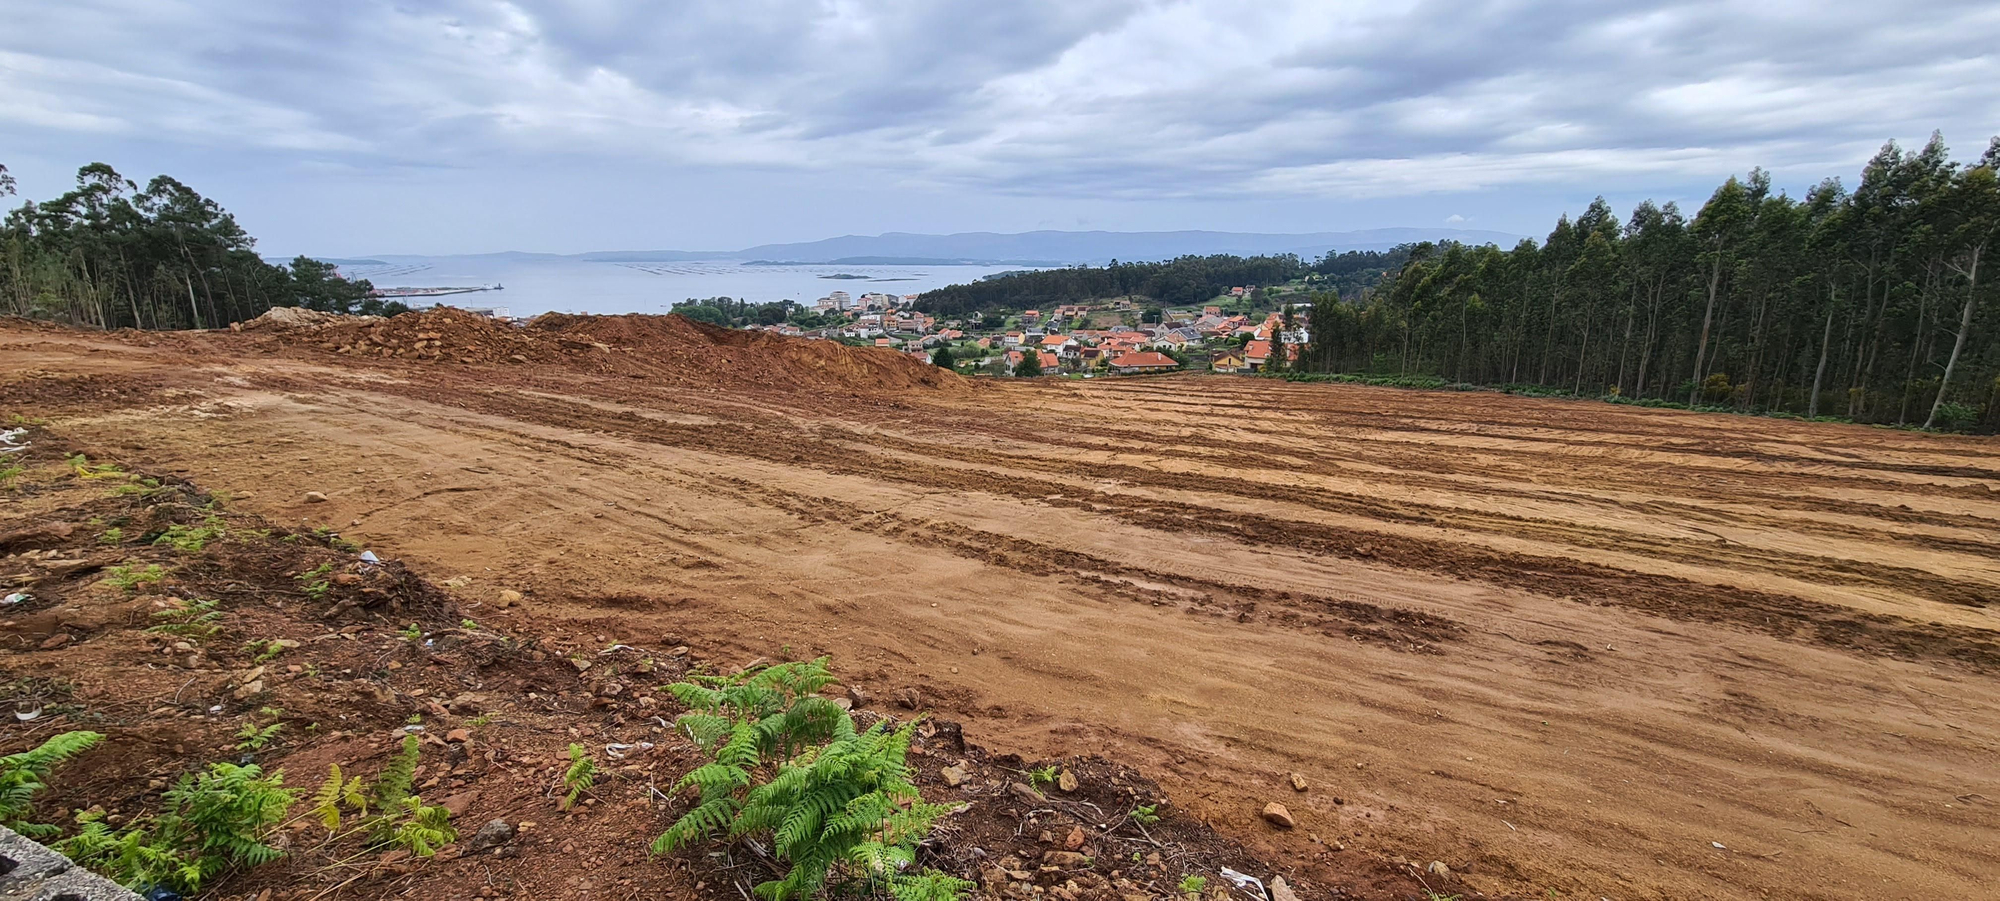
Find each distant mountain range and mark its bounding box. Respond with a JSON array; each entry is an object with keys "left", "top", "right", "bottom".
[{"left": 355, "top": 228, "right": 1522, "bottom": 267}]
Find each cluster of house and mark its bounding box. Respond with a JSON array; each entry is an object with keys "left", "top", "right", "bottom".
[{"left": 755, "top": 294, "right": 1308, "bottom": 377}]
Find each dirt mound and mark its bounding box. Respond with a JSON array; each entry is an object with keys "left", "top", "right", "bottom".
[
  {"left": 528, "top": 312, "right": 967, "bottom": 393},
  {"left": 234, "top": 306, "right": 370, "bottom": 331},
  {"left": 248, "top": 308, "right": 964, "bottom": 393}
]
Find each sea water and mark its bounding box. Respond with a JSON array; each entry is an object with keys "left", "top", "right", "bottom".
[{"left": 338, "top": 257, "right": 1027, "bottom": 317}]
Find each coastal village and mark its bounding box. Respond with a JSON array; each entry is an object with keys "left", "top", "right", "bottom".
[{"left": 751, "top": 287, "right": 1309, "bottom": 377}]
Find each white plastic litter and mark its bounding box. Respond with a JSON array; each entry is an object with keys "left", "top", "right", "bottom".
[
  {"left": 1, "top": 592, "right": 29, "bottom": 605},
  {"left": 1219, "top": 867, "right": 1267, "bottom": 899},
  {"left": 359, "top": 550, "right": 380, "bottom": 563},
  {"left": 604, "top": 742, "right": 655, "bottom": 760}
]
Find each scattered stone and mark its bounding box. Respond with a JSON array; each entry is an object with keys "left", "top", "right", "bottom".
[
  {"left": 1289, "top": 772, "right": 1309, "bottom": 792},
  {"left": 464, "top": 820, "right": 516, "bottom": 856},
  {"left": 1010, "top": 782, "right": 1047, "bottom": 804},
  {"left": 38, "top": 633, "right": 71, "bottom": 650},
  {"left": 570, "top": 658, "right": 591, "bottom": 672},
  {"left": 1426, "top": 861, "right": 1454, "bottom": 882},
  {"left": 895, "top": 687, "right": 923, "bottom": 710},
  {"left": 439, "top": 791, "right": 480, "bottom": 818},
  {"left": 233, "top": 680, "right": 266, "bottom": 700},
  {"left": 941, "top": 764, "right": 970, "bottom": 787},
  {"left": 832, "top": 697, "right": 853, "bottom": 711},
  {"left": 846, "top": 686, "right": 871, "bottom": 707},
  {"left": 304, "top": 491, "right": 329, "bottom": 503},
  {"left": 1042, "top": 851, "right": 1090, "bottom": 868},
  {"left": 1269, "top": 876, "right": 1302, "bottom": 901},
  {"left": 1058, "top": 770, "right": 1078, "bottom": 793},
  {"left": 1261, "top": 802, "right": 1296, "bottom": 829},
  {"left": 1063, "top": 825, "right": 1086, "bottom": 851},
  {"left": 496, "top": 589, "right": 522, "bottom": 607},
  {"left": 446, "top": 728, "right": 471, "bottom": 743}
]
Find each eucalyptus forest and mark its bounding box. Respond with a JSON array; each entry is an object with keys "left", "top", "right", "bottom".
[
  {"left": 0, "top": 162, "right": 386, "bottom": 330},
  {"left": 1305, "top": 135, "right": 2000, "bottom": 431}
]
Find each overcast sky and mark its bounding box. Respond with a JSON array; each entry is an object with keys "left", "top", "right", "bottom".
[{"left": 3, "top": 0, "right": 1997, "bottom": 256}]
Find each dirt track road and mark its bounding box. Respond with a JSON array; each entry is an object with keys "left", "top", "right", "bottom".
[{"left": 6, "top": 324, "right": 1998, "bottom": 900}]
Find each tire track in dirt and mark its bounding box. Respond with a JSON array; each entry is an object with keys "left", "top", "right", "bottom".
[
  {"left": 362, "top": 381, "right": 2000, "bottom": 672},
  {"left": 833, "top": 427, "right": 1999, "bottom": 609}
]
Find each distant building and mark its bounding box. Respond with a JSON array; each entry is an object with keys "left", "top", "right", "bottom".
[{"left": 1108, "top": 351, "right": 1180, "bottom": 374}]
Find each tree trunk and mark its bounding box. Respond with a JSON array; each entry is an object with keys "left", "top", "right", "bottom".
[
  {"left": 1926, "top": 244, "right": 1983, "bottom": 430},
  {"left": 1689, "top": 247, "right": 1724, "bottom": 405},
  {"left": 1809, "top": 289, "right": 1836, "bottom": 419}
]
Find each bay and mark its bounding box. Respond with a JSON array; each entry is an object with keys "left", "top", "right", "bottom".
[{"left": 339, "top": 257, "right": 1028, "bottom": 316}]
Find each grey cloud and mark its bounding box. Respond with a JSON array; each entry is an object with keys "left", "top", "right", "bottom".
[{"left": 2, "top": 0, "right": 1997, "bottom": 252}]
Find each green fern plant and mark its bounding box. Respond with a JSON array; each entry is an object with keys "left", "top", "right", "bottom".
[
  {"left": 653, "top": 659, "right": 967, "bottom": 901},
  {"left": 666, "top": 655, "right": 846, "bottom": 760},
  {"left": 154, "top": 516, "right": 226, "bottom": 553},
  {"left": 0, "top": 730, "right": 105, "bottom": 836},
  {"left": 372, "top": 734, "right": 421, "bottom": 812},
  {"left": 105, "top": 564, "right": 167, "bottom": 592},
  {"left": 296, "top": 563, "right": 334, "bottom": 602},
  {"left": 0, "top": 464, "right": 25, "bottom": 489},
  {"left": 235, "top": 722, "right": 285, "bottom": 751},
  {"left": 146, "top": 598, "right": 221, "bottom": 638},
  {"left": 245, "top": 638, "right": 286, "bottom": 664},
  {"left": 385, "top": 796, "right": 455, "bottom": 857},
  {"left": 561, "top": 744, "right": 596, "bottom": 810},
  {"left": 309, "top": 764, "right": 370, "bottom": 833},
  {"left": 64, "top": 761, "right": 295, "bottom": 894},
  {"left": 306, "top": 738, "right": 456, "bottom": 856}
]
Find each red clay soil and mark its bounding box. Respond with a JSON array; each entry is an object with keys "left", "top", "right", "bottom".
[
  {"left": 5, "top": 314, "right": 1999, "bottom": 901},
  {"left": 224, "top": 308, "right": 966, "bottom": 393},
  {"left": 0, "top": 431, "right": 1435, "bottom": 901}
]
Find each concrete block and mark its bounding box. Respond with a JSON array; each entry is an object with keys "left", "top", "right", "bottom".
[{"left": 0, "top": 825, "right": 142, "bottom": 901}]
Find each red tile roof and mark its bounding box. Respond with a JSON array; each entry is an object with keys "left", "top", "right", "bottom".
[{"left": 1109, "top": 351, "right": 1178, "bottom": 369}]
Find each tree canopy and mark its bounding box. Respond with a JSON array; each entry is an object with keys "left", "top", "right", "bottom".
[
  {"left": 1295, "top": 133, "right": 2000, "bottom": 432},
  {"left": 0, "top": 162, "right": 385, "bottom": 328}
]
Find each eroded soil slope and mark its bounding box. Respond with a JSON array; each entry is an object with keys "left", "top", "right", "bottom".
[{"left": 4, "top": 316, "right": 1997, "bottom": 900}]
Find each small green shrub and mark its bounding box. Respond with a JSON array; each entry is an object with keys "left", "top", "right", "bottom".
[
  {"left": 1129, "top": 804, "right": 1160, "bottom": 825},
  {"left": 97, "top": 526, "right": 124, "bottom": 544},
  {"left": 0, "top": 730, "right": 105, "bottom": 836},
  {"left": 0, "top": 464, "right": 25, "bottom": 488},
  {"left": 1178, "top": 874, "right": 1207, "bottom": 896}
]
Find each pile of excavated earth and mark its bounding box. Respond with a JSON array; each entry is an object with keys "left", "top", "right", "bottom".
[{"left": 233, "top": 307, "right": 966, "bottom": 393}]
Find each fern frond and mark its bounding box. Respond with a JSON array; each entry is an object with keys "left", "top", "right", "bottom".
[
  {"left": 372, "top": 734, "right": 420, "bottom": 809},
  {"left": 311, "top": 765, "right": 344, "bottom": 832}
]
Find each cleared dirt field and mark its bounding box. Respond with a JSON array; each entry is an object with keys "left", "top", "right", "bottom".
[{"left": 5, "top": 319, "right": 1997, "bottom": 900}]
